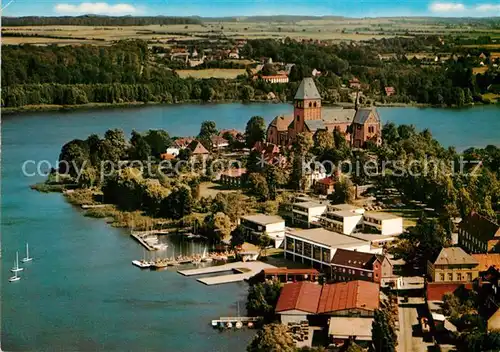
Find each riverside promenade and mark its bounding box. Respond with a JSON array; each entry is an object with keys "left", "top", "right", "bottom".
[{"left": 178, "top": 261, "right": 276, "bottom": 285}]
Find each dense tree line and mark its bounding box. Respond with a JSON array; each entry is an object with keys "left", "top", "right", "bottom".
[{"left": 2, "top": 15, "right": 201, "bottom": 26}]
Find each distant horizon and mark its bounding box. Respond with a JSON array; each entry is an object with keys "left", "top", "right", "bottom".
[
  {"left": 2, "top": 0, "right": 500, "bottom": 19},
  {"left": 2, "top": 14, "right": 500, "bottom": 19}
]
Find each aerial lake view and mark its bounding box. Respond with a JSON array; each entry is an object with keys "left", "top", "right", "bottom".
[{"left": 1, "top": 103, "right": 499, "bottom": 351}]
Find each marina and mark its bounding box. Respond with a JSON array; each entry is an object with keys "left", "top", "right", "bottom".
[
  {"left": 178, "top": 261, "right": 276, "bottom": 285},
  {"left": 211, "top": 317, "right": 261, "bottom": 329}
]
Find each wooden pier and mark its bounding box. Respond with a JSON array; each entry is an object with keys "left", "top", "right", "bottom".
[
  {"left": 178, "top": 261, "right": 276, "bottom": 285},
  {"left": 130, "top": 233, "right": 156, "bottom": 251}
]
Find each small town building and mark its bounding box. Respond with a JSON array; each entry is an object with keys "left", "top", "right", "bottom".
[
  {"left": 321, "top": 206, "right": 364, "bottom": 235},
  {"left": 219, "top": 168, "right": 247, "bottom": 187},
  {"left": 186, "top": 140, "right": 210, "bottom": 160},
  {"left": 166, "top": 147, "right": 180, "bottom": 156},
  {"left": 160, "top": 153, "right": 176, "bottom": 161},
  {"left": 427, "top": 247, "right": 479, "bottom": 282},
  {"left": 276, "top": 281, "right": 322, "bottom": 324},
  {"left": 284, "top": 228, "right": 374, "bottom": 268},
  {"left": 253, "top": 267, "right": 320, "bottom": 284},
  {"left": 458, "top": 212, "right": 500, "bottom": 253},
  {"left": 384, "top": 86, "right": 395, "bottom": 96},
  {"left": 240, "top": 214, "right": 286, "bottom": 248},
  {"left": 292, "top": 201, "right": 328, "bottom": 228},
  {"left": 362, "top": 211, "right": 403, "bottom": 236},
  {"left": 349, "top": 78, "right": 361, "bottom": 89},
  {"left": 211, "top": 135, "right": 229, "bottom": 150},
  {"left": 330, "top": 248, "right": 392, "bottom": 284},
  {"left": 314, "top": 177, "right": 335, "bottom": 195},
  {"left": 173, "top": 137, "right": 194, "bottom": 149},
  {"left": 262, "top": 75, "right": 289, "bottom": 84}
]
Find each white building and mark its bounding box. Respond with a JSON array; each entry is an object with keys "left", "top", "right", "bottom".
[
  {"left": 363, "top": 211, "right": 403, "bottom": 236},
  {"left": 292, "top": 201, "right": 328, "bottom": 228},
  {"left": 240, "top": 214, "right": 286, "bottom": 248},
  {"left": 284, "top": 228, "right": 372, "bottom": 268},
  {"left": 166, "top": 147, "right": 180, "bottom": 156},
  {"left": 321, "top": 204, "right": 364, "bottom": 235}
]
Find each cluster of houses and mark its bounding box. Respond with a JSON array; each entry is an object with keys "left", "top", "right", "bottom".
[
  {"left": 243, "top": 207, "right": 500, "bottom": 347},
  {"left": 162, "top": 44, "right": 245, "bottom": 67}
]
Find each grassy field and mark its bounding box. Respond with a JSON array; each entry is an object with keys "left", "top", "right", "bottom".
[
  {"left": 176, "top": 69, "right": 246, "bottom": 79},
  {"left": 198, "top": 181, "right": 239, "bottom": 198},
  {"left": 4, "top": 18, "right": 500, "bottom": 46},
  {"left": 482, "top": 93, "right": 500, "bottom": 103}
]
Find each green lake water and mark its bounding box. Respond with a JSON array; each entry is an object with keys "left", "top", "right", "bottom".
[{"left": 1, "top": 103, "right": 499, "bottom": 351}]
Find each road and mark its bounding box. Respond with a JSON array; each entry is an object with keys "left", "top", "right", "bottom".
[{"left": 397, "top": 297, "right": 433, "bottom": 352}]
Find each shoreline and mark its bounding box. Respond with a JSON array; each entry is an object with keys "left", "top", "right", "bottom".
[{"left": 3, "top": 99, "right": 497, "bottom": 116}]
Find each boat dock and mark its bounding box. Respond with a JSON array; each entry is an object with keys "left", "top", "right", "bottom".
[
  {"left": 130, "top": 233, "right": 156, "bottom": 251},
  {"left": 178, "top": 261, "right": 276, "bottom": 285}
]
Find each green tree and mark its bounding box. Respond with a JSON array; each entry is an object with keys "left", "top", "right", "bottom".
[
  {"left": 245, "top": 116, "right": 266, "bottom": 148},
  {"left": 129, "top": 130, "right": 152, "bottom": 161},
  {"left": 162, "top": 185, "right": 193, "bottom": 219},
  {"left": 247, "top": 323, "right": 295, "bottom": 352},
  {"left": 246, "top": 281, "right": 282, "bottom": 319},
  {"left": 144, "top": 129, "right": 171, "bottom": 157},
  {"left": 329, "top": 178, "right": 355, "bottom": 204},
  {"left": 230, "top": 225, "right": 246, "bottom": 251},
  {"left": 313, "top": 129, "right": 334, "bottom": 155},
  {"left": 241, "top": 85, "right": 255, "bottom": 101},
  {"left": 346, "top": 342, "right": 364, "bottom": 352},
  {"left": 101, "top": 129, "right": 127, "bottom": 163},
  {"left": 248, "top": 173, "right": 270, "bottom": 201},
  {"left": 370, "top": 309, "right": 397, "bottom": 352},
  {"left": 58, "top": 139, "right": 90, "bottom": 178}
]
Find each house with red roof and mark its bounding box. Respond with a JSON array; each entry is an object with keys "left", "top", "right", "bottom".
[{"left": 275, "top": 280, "right": 380, "bottom": 343}]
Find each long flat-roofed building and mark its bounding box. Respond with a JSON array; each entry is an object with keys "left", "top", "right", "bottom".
[
  {"left": 240, "top": 214, "right": 285, "bottom": 248},
  {"left": 284, "top": 228, "right": 373, "bottom": 268}
]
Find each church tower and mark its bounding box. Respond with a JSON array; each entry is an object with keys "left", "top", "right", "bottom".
[{"left": 293, "top": 77, "right": 322, "bottom": 135}]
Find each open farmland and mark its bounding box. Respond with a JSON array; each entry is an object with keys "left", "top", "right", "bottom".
[{"left": 3, "top": 17, "right": 500, "bottom": 46}]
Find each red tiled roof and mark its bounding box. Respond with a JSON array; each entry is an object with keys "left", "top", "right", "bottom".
[
  {"left": 385, "top": 87, "right": 395, "bottom": 94},
  {"left": 472, "top": 254, "right": 500, "bottom": 271},
  {"left": 269, "top": 115, "right": 294, "bottom": 132},
  {"left": 160, "top": 153, "right": 176, "bottom": 160},
  {"left": 316, "top": 281, "right": 379, "bottom": 314},
  {"left": 211, "top": 135, "right": 228, "bottom": 145},
  {"left": 173, "top": 137, "right": 194, "bottom": 148},
  {"left": 219, "top": 129, "right": 241, "bottom": 138},
  {"left": 426, "top": 283, "right": 471, "bottom": 301},
  {"left": 275, "top": 282, "right": 322, "bottom": 314},
  {"left": 262, "top": 74, "right": 288, "bottom": 79}
]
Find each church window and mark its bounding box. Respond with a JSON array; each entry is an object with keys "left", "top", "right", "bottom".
[
  {"left": 297, "top": 115, "right": 300, "bottom": 122},
  {"left": 309, "top": 102, "right": 312, "bottom": 107},
  {"left": 313, "top": 102, "right": 317, "bottom": 107}
]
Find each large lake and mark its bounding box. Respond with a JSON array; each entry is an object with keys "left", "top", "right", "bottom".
[{"left": 2, "top": 103, "right": 499, "bottom": 351}]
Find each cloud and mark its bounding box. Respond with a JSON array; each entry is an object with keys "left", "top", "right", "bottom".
[
  {"left": 54, "top": 2, "right": 137, "bottom": 15},
  {"left": 475, "top": 4, "right": 500, "bottom": 12},
  {"left": 429, "top": 2, "right": 466, "bottom": 12},
  {"left": 429, "top": 2, "right": 500, "bottom": 14}
]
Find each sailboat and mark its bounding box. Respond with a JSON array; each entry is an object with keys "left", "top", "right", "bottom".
[
  {"left": 201, "top": 245, "right": 213, "bottom": 263},
  {"left": 132, "top": 248, "right": 152, "bottom": 269},
  {"left": 22, "top": 243, "right": 33, "bottom": 263},
  {"left": 9, "top": 271, "right": 21, "bottom": 282},
  {"left": 235, "top": 302, "right": 243, "bottom": 329},
  {"left": 11, "top": 251, "right": 23, "bottom": 273}
]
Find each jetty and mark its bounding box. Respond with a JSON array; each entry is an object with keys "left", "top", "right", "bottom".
[
  {"left": 130, "top": 233, "right": 156, "bottom": 251},
  {"left": 178, "top": 261, "right": 276, "bottom": 285}
]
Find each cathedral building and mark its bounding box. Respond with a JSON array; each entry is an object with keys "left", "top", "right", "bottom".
[{"left": 266, "top": 77, "right": 381, "bottom": 147}]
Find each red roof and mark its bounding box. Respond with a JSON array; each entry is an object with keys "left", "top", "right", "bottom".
[
  {"left": 275, "top": 282, "right": 322, "bottom": 314},
  {"left": 173, "top": 137, "right": 194, "bottom": 148},
  {"left": 426, "top": 283, "right": 472, "bottom": 301},
  {"left": 220, "top": 168, "right": 247, "bottom": 178},
  {"left": 160, "top": 153, "right": 176, "bottom": 160},
  {"left": 317, "top": 281, "right": 379, "bottom": 313},
  {"left": 317, "top": 177, "right": 335, "bottom": 186},
  {"left": 187, "top": 140, "right": 209, "bottom": 155}
]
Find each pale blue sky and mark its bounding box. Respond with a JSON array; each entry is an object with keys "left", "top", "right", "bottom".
[{"left": 2, "top": 0, "right": 500, "bottom": 18}]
